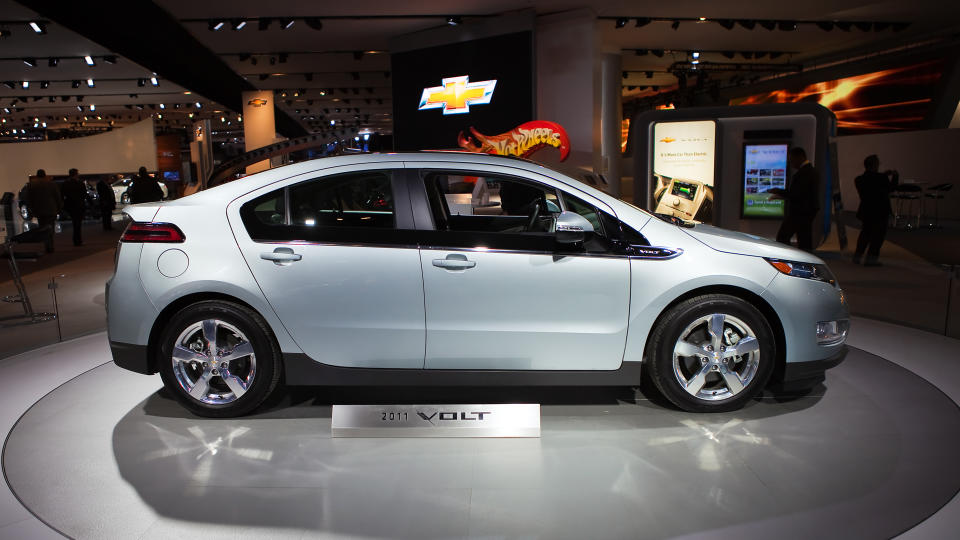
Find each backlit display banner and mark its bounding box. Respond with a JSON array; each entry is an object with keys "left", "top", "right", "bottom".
[
  {"left": 392, "top": 32, "right": 534, "bottom": 151},
  {"left": 651, "top": 120, "right": 716, "bottom": 222},
  {"left": 742, "top": 144, "right": 788, "bottom": 218}
]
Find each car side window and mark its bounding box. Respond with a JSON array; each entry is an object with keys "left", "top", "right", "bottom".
[
  {"left": 424, "top": 172, "right": 560, "bottom": 234},
  {"left": 240, "top": 171, "right": 397, "bottom": 242}
]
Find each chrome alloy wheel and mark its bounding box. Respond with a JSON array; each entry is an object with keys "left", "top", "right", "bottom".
[
  {"left": 672, "top": 313, "right": 761, "bottom": 401},
  {"left": 171, "top": 319, "right": 257, "bottom": 405}
]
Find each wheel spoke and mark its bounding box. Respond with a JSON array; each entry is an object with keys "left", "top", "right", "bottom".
[
  {"left": 684, "top": 364, "right": 713, "bottom": 396},
  {"left": 172, "top": 345, "right": 207, "bottom": 365},
  {"left": 720, "top": 366, "right": 745, "bottom": 394},
  {"left": 674, "top": 339, "right": 703, "bottom": 358},
  {"left": 708, "top": 314, "right": 725, "bottom": 350},
  {"left": 220, "top": 341, "right": 254, "bottom": 363},
  {"left": 727, "top": 336, "right": 759, "bottom": 358},
  {"left": 202, "top": 319, "right": 219, "bottom": 354},
  {"left": 222, "top": 372, "right": 249, "bottom": 398},
  {"left": 188, "top": 366, "right": 214, "bottom": 400}
]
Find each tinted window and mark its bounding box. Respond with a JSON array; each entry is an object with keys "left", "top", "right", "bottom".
[
  {"left": 289, "top": 172, "right": 394, "bottom": 228},
  {"left": 424, "top": 172, "right": 560, "bottom": 234}
]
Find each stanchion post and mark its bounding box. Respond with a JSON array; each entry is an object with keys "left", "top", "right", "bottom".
[{"left": 48, "top": 274, "right": 64, "bottom": 342}]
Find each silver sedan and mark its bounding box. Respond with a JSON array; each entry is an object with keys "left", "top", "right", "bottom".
[{"left": 106, "top": 152, "right": 848, "bottom": 417}]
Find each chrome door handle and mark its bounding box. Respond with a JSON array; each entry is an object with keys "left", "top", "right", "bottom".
[
  {"left": 260, "top": 247, "right": 302, "bottom": 265},
  {"left": 432, "top": 253, "right": 476, "bottom": 270}
]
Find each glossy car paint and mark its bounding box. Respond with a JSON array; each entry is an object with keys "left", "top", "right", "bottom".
[{"left": 106, "top": 152, "right": 847, "bottom": 383}]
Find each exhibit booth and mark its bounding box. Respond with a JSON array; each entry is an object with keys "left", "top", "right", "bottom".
[{"left": 631, "top": 103, "right": 837, "bottom": 246}]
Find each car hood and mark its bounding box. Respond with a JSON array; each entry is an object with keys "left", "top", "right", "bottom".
[{"left": 680, "top": 223, "right": 823, "bottom": 263}]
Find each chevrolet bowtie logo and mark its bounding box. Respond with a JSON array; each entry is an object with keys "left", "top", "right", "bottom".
[
  {"left": 247, "top": 98, "right": 268, "bottom": 107},
  {"left": 418, "top": 75, "right": 497, "bottom": 115}
]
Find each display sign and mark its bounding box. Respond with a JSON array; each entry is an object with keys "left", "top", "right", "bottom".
[
  {"left": 458, "top": 120, "right": 570, "bottom": 161},
  {"left": 419, "top": 76, "right": 497, "bottom": 115},
  {"left": 392, "top": 31, "right": 534, "bottom": 150},
  {"left": 651, "top": 120, "right": 716, "bottom": 222},
  {"left": 242, "top": 90, "right": 276, "bottom": 174},
  {"left": 742, "top": 144, "right": 788, "bottom": 218},
  {"left": 331, "top": 404, "right": 541, "bottom": 438}
]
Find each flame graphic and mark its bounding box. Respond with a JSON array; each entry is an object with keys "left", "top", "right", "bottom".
[{"left": 732, "top": 60, "right": 943, "bottom": 133}]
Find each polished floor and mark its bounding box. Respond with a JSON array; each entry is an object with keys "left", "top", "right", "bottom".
[{"left": 1, "top": 320, "right": 960, "bottom": 539}]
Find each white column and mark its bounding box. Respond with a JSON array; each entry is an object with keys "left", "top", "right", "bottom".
[
  {"left": 242, "top": 90, "right": 276, "bottom": 175},
  {"left": 600, "top": 53, "right": 623, "bottom": 197}
]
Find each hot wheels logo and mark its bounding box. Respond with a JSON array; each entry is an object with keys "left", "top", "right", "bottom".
[
  {"left": 418, "top": 75, "right": 497, "bottom": 115},
  {"left": 458, "top": 120, "right": 571, "bottom": 161}
]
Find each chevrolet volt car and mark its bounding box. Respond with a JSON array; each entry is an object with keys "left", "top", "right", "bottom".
[{"left": 106, "top": 152, "right": 848, "bottom": 417}]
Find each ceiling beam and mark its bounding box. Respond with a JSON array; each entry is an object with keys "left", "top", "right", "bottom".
[{"left": 14, "top": 0, "right": 307, "bottom": 139}]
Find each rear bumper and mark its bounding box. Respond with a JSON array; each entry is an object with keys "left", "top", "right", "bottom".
[
  {"left": 110, "top": 341, "right": 153, "bottom": 374},
  {"left": 769, "top": 345, "right": 847, "bottom": 392}
]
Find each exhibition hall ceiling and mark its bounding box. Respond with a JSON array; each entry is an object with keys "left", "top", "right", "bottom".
[{"left": 0, "top": 0, "right": 957, "bottom": 142}]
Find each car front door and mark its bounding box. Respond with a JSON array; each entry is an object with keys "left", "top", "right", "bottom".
[
  {"left": 412, "top": 165, "right": 631, "bottom": 371},
  {"left": 229, "top": 165, "right": 425, "bottom": 369}
]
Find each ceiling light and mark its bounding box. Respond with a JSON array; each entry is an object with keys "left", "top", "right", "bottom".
[
  {"left": 29, "top": 21, "right": 46, "bottom": 34},
  {"left": 137, "top": 78, "right": 145, "bottom": 87},
  {"left": 23, "top": 58, "right": 36, "bottom": 67},
  {"left": 159, "top": 103, "right": 165, "bottom": 109},
  {"left": 209, "top": 20, "right": 225, "bottom": 31},
  {"left": 40, "top": 80, "right": 49, "bottom": 89},
  {"left": 196, "top": 102, "right": 202, "bottom": 108},
  {"left": 635, "top": 17, "right": 651, "bottom": 28},
  {"left": 446, "top": 16, "right": 462, "bottom": 26},
  {"left": 87, "top": 78, "right": 94, "bottom": 88},
  {"left": 692, "top": 52, "right": 700, "bottom": 59},
  {"left": 281, "top": 18, "right": 295, "bottom": 29},
  {"left": 231, "top": 19, "right": 246, "bottom": 30},
  {"left": 21, "top": 81, "right": 29, "bottom": 89},
  {"left": 84, "top": 55, "right": 95, "bottom": 66},
  {"left": 77, "top": 105, "right": 83, "bottom": 111},
  {"left": 305, "top": 17, "right": 323, "bottom": 30},
  {"left": 48, "top": 57, "right": 59, "bottom": 67},
  {"left": 150, "top": 76, "right": 159, "bottom": 86},
  {"left": 90, "top": 104, "right": 95, "bottom": 111},
  {"left": 614, "top": 18, "right": 629, "bottom": 29},
  {"left": 690, "top": 60, "right": 699, "bottom": 65}
]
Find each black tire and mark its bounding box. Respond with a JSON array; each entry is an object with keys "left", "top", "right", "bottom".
[
  {"left": 647, "top": 294, "right": 775, "bottom": 413},
  {"left": 158, "top": 300, "right": 281, "bottom": 417}
]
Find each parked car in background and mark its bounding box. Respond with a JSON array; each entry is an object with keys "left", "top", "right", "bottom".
[
  {"left": 112, "top": 176, "right": 169, "bottom": 205},
  {"left": 107, "top": 152, "right": 848, "bottom": 417}
]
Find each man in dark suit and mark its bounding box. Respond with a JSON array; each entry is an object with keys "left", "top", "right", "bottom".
[
  {"left": 773, "top": 147, "right": 820, "bottom": 251},
  {"left": 853, "top": 154, "right": 898, "bottom": 266},
  {"left": 61, "top": 168, "right": 86, "bottom": 246}
]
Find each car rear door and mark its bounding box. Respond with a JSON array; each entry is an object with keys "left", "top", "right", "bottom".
[
  {"left": 229, "top": 164, "right": 426, "bottom": 369},
  {"left": 407, "top": 163, "right": 631, "bottom": 371}
]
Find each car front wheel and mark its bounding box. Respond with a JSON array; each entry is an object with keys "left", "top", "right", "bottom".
[
  {"left": 647, "top": 294, "right": 774, "bottom": 412},
  {"left": 158, "top": 301, "right": 281, "bottom": 417}
]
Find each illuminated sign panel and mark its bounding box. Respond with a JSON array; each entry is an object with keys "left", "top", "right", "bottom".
[
  {"left": 651, "top": 120, "right": 716, "bottom": 222},
  {"left": 742, "top": 144, "right": 788, "bottom": 218},
  {"left": 418, "top": 76, "right": 497, "bottom": 115}
]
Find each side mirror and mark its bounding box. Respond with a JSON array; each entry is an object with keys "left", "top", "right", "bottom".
[{"left": 554, "top": 211, "right": 594, "bottom": 244}]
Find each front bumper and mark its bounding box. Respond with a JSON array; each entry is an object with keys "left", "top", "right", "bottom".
[
  {"left": 110, "top": 341, "right": 153, "bottom": 374},
  {"left": 769, "top": 345, "right": 848, "bottom": 392}
]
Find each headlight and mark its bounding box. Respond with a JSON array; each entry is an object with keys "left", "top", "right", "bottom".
[{"left": 765, "top": 258, "right": 837, "bottom": 286}]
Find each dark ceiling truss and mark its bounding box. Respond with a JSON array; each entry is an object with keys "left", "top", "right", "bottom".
[
  {"left": 600, "top": 16, "right": 911, "bottom": 32},
  {"left": 625, "top": 48, "right": 798, "bottom": 60}
]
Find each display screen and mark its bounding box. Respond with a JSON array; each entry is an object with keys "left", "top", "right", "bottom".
[
  {"left": 162, "top": 171, "right": 180, "bottom": 181},
  {"left": 742, "top": 144, "right": 788, "bottom": 218},
  {"left": 391, "top": 32, "right": 534, "bottom": 151},
  {"left": 671, "top": 181, "right": 698, "bottom": 201},
  {"left": 731, "top": 60, "right": 944, "bottom": 134}
]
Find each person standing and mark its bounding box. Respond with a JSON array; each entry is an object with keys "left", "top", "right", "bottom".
[
  {"left": 25, "top": 169, "right": 62, "bottom": 253},
  {"left": 853, "top": 155, "right": 898, "bottom": 266},
  {"left": 94, "top": 175, "right": 116, "bottom": 230},
  {"left": 61, "top": 168, "right": 86, "bottom": 246},
  {"left": 773, "top": 147, "right": 820, "bottom": 251},
  {"left": 128, "top": 166, "right": 164, "bottom": 204}
]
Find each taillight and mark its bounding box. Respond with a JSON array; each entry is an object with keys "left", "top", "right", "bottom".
[{"left": 120, "top": 222, "right": 186, "bottom": 243}]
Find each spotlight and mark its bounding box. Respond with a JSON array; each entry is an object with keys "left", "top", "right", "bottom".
[
  {"left": 778, "top": 21, "right": 798, "bottom": 31},
  {"left": 195, "top": 102, "right": 202, "bottom": 108},
  {"left": 854, "top": 22, "right": 872, "bottom": 31},
  {"left": 692, "top": 51, "right": 700, "bottom": 59},
  {"left": 305, "top": 17, "right": 323, "bottom": 30},
  {"left": 87, "top": 78, "right": 94, "bottom": 88},
  {"left": 635, "top": 17, "right": 651, "bottom": 28},
  {"left": 77, "top": 105, "right": 83, "bottom": 111},
  {"left": 29, "top": 21, "right": 46, "bottom": 34},
  {"left": 90, "top": 104, "right": 95, "bottom": 111},
  {"left": 84, "top": 55, "right": 95, "bottom": 66},
  {"left": 104, "top": 55, "right": 117, "bottom": 64},
  {"left": 40, "top": 80, "right": 49, "bottom": 89},
  {"left": 816, "top": 21, "right": 834, "bottom": 31},
  {"left": 671, "top": 20, "right": 680, "bottom": 30},
  {"left": 209, "top": 20, "right": 225, "bottom": 31},
  {"left": 150, "top": 76, "right": 158, "bottom": 86},
  {"left": 258, "top": 18, "right": 272, "bottom": 31},
  {"left": 280, "top": 18, "right": 295, "bottom": 29},
  {"left": 759, "top": 20, "right": 776, "bottom": 31},
  {"left": 446, "top": 16, "right": 462, "bottom": 26},
  {"left": 717, "top": 19, "right": 735, "bottom": 30},
  {"left": 159, "top": 103, "right": 165, "bottom": 109},
  {"left": 737, "top": 20, "right": 756, "bottom": 30},
  {"left": 614, "top": 18, "right": 628, "bottom": 29},
  {"left": 231, "top": 19, "right": 247, "bottom": 30},
  {"left": 23, "top": 58, "right": 36, "bottom": 67},
  {"left": 48, "top": 57, "right": 58, "bottom": 67},
  {"left": 21, "top": 81, "right": 29, "bottom": 89}
]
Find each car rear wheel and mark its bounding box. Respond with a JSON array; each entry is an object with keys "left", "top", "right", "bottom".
[
  {"left": 158, "top": 301, "right": 281, "bottom": 417},
  {"left": 647, "top": 294, "right": 774, "bottom": 412}
]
